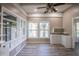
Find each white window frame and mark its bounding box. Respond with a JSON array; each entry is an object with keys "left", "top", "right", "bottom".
[{"left": 27, "top": 21, "right": 50, "bottom": 39}]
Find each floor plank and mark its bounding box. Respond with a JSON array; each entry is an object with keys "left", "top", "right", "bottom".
[{"left": 16, "top": 43, "right": 77, "bottom": 56}]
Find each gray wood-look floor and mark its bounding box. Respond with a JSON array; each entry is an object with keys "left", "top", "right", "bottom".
[{"left": 16, "top": 43, "right": 79, "bottom": 56}]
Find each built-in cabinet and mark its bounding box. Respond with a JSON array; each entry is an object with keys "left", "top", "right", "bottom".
[
  {"left": 61, "top": 35, "right": 72, "bottom": 48},
  {"left": 50, "top": 35, "right": 61, "bottom": 44},
  {"left": 0, "top": 6, "right": 27, "bottom": 56},
  {"left": 50, "top": 34, "right": 72, "bottom": 48}
]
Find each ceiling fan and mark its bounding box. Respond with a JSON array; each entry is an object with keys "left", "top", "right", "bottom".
[{"left": 37, "top": 3, "right": 65, "bottom": 13}]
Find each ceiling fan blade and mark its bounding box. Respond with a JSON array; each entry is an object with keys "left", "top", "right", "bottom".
[
  {"left": 53, "top": 7, "right": 57, "bottom": 12},
  {"left": 54, "top": 3, "right": 65, "bottom": 6},
  {"left": 37, "top": 7, "right": 46, "bottom": 9},
  {"left": 44, "top": 10, "right": 48, "bottom": 13}
]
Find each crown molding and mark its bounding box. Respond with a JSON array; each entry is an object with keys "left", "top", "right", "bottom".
[
  {"left": 13, "top": 4, "right": 27, "bottom": 16},
  {"left": 28, "top": 13, "right": 63, "bottom": 18}
]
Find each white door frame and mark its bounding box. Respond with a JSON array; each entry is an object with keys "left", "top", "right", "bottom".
[{"left": 72, "top": 17, "right": 79, "bottom": 48}]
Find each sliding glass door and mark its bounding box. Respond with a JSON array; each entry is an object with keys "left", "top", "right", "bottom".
[{"left": 28, "top": 21, "right": 49, "bottom": 39}]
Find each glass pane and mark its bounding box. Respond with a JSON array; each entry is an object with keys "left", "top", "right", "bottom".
[
  {"left": 45, "top": 31, "right": 49, "bottom": 38},
  {"left": 40, "top": 31, "right": 49, "bottom": 38},
  {"left": 28, "top": 23, "right": 38, "bottom": 30},
  {"left": 0, "top": 8, "right": 1, "bottom": 41},
  {"left": 77, "top": 23, "right": 79, "bottom": 37},
  {"left": 40, "top": 22, "right": 49, "bottom": 30},
  {"left": 3, "top": 21, "right": 11, "bottom": 41},
  {"left": 28, "top": 30, "right": 38, "bottom": 38},
  {"left": 0, "top": 12, "right": 1, "bottom": 40},
  {"left": 3, "top": 12, "right": 17, "bottom": 41}
]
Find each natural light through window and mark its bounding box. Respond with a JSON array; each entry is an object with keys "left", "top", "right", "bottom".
[
  {"left": 77, "top": 23, "right": 79, "bottom": 37},
  {"left": 28, "top": 21, "right": 49, "bottom": 39},
  {"left": 28, "top": 23, "right": 38, "bottom": 38}
]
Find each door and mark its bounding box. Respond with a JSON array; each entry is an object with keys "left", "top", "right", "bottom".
[
  {"left": 72, "top": 18, "right": 79, "bottom": 48},
  {"left": 76, "top": 22, "right": 79, "bottom": 42},
  {"left": 0, "top": 11, "right": 17, "bottom": 56}
]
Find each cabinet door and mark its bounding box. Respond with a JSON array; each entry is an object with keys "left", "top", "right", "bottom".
[
  {"left": 61, "top": 36, "right": 71, "bottom": 48},
  {"left": 50, "top": 35, "right": 61, "bottom": 44},
  {"left": 0, "top": 42, "right": 9, "bottom": 56},
  {"left": 61, "top": 36, "right": 66, "bottom": 47}
]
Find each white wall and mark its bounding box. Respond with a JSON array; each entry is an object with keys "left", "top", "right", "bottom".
[
  {"left": 63, "top": 4, "right": 79, "bottom": 48},
  {"left": 63, "top": 5, "right": 79, "bottom": 35}
]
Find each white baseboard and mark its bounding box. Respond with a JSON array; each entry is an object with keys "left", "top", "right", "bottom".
[{"left": 14, "top": 43, "right": 25, "bottom": 56}]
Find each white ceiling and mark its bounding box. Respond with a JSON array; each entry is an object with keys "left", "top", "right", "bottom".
[{"left": 19, "top": 3, "right": 72, "bottom": 14}]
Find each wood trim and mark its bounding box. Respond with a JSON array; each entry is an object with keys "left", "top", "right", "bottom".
[
  {"left": 27, "top": 16, "right": 63, "bottom": 18},
  {"left": 13, "top": 4, "right": 27, "bottom": 16},
  {"left": 9, "top": 40, "right": 26, "bottom": 56},
  {"left": 2, "top": 6, "right": 26, "bottom": 21},
  {"left": 63, "top": 5, "right": 72, "bottom": 13},
  {"left": 27, "top": 39, "right": 50, "bottom": 44}
]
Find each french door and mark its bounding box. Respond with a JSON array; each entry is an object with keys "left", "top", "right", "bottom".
[{"left": 28, "top": 21, "right": 49, "bottom": 39}]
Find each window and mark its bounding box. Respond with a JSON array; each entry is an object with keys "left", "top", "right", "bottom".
[
  {"left": 28, "top": 23, "right": 38, "bottom": 38},
  {"left": 77, "top": 23, "right": 79, "bottom": 37},
  {"left": 23, "top": 21, "right": 25, "bottom": 35},
  {"left": 39, "top": 22, "right": 49, "bottom": 38},
  {"left": 3, "top": 12, "right": 17, "bottom": 41},
  {"left": 28, "top": 21, "right": 49, "bottom": 39}
]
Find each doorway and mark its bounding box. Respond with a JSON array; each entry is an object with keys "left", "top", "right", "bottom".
[
  {"left": 72, "top": 17, "right": 79, "bottom": 48},
  {"left": 75, "top": 20, "right": 79, "bottom": 48}
]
